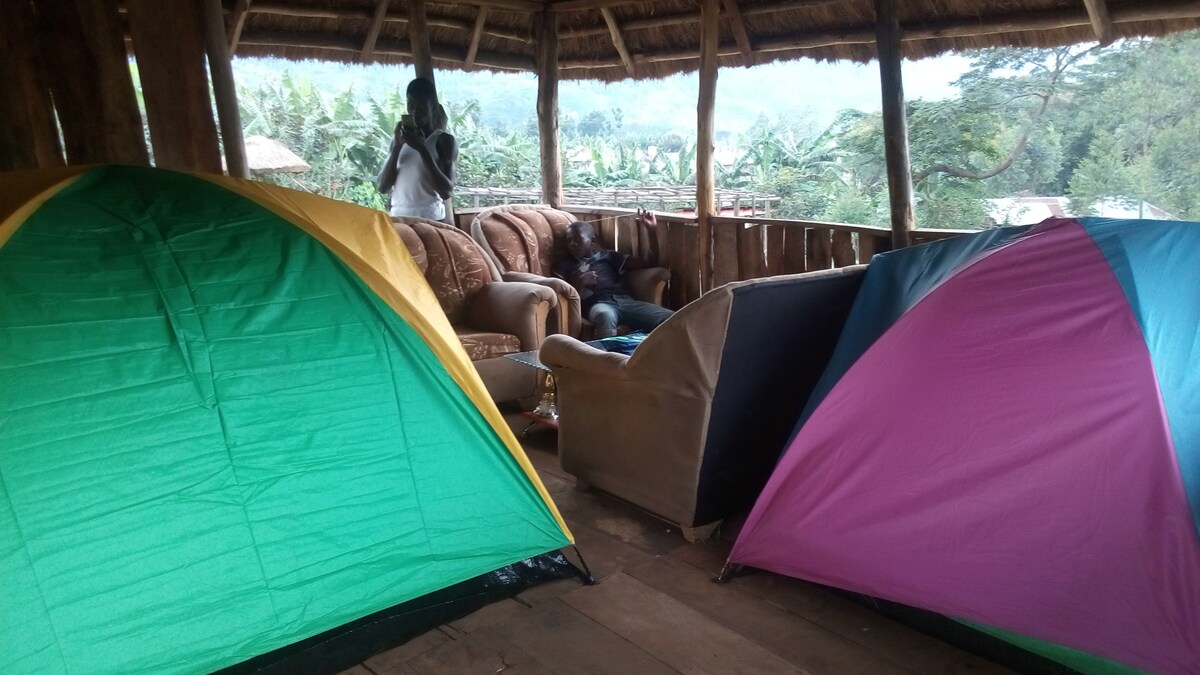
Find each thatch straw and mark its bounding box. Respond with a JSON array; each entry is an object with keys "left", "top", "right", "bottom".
[
  {"left": 225, "top": 0, "right": 1200, "bottom": 81},
  {"left": 242, "top": 135, "right": 310, "bottom": 173}
]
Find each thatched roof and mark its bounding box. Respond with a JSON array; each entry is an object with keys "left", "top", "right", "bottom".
[
  {"left": 223, "top": 0, "right": 1200, "bottom": 81},
  {"left": 242, "top": 135, "right": 310, "bottom": 173}
]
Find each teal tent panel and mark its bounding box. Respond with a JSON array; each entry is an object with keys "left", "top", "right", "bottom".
[
  {"left": 0, "top": 167, "right": 568, "bottom": 674},
  {"left": 1078, "top": 217, "right": 1200, "bottom": 532}
]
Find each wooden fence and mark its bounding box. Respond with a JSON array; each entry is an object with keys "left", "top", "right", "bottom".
[{"left": 456, "top": 205, "right": 980, "bottom": 310}]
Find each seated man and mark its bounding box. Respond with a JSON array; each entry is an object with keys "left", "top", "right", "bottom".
[{"left": 554, "top": 210, "right": 673, "bottom": 338}]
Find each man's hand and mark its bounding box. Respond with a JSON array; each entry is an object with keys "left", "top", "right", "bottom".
[
  {"left": 400, "top": 122, "right": 425, "bottom": 149},
  {"left": 636, "top": 208, "right": 658, "bottom": 230},
  {"left": 392, "top": 121, "right": 407, "bottom": 147},
  {"left": 577, "top": 270, "right": 598, "bottom": 287}
]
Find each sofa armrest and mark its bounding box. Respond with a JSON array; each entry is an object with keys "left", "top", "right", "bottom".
[
  {"left": 467, "top": 281, "right": 556, "bottom": 351},
  {"left": 501, "top": 271, "right": 583, "bottom": 337},
  {"left": 626, "top": 267, "right": 670, "bottom": 306},
  {"left": 540, "top": 334, "right": 630, "bottom": 377}
]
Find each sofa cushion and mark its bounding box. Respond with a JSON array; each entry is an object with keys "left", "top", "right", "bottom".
[
  {"left": 454, "top": 327, "right": 522, "bottom": 361},
  {"left": 411, "top": 221, "right": 492, "bottom": 325},
  {"left": 479, "top": 212, "right": 538, "bottom": 274},
  {"left": 392, "top": 220, "right": 428, "bottom": 274},
  {"left": 478, "top": 207, "right": 575, "bottom": 277}
]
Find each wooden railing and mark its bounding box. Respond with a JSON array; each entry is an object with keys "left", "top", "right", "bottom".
[{"left": 455, "top": 205, "right": 981, "bottom": 310}]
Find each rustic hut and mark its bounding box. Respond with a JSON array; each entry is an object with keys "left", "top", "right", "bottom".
[{"left": 4, "top": 0, "right": 1200, "bottom": 290}]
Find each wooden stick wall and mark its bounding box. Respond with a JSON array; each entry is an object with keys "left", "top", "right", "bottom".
[{"left": 1, "top": 0, "right": 227, "bottom": 173}]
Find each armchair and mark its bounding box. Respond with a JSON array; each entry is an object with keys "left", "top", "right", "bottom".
[
  {"left": 540, "top": 266, "right": 867, "bottom": 541},
  {"left": 392, "top": 216, "right": 556, "bottom": 402},
  {"left": 469, "top": 204, "right": 669, "bottom": 338}
]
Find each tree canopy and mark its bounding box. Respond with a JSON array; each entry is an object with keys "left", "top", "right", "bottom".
[{"left": 231, "top": 31, "right": 1200, "bottom": 229}]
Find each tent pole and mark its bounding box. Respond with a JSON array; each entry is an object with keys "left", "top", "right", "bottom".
[{"left": 874, "top": 0, "right": 915, "bottom": 248}]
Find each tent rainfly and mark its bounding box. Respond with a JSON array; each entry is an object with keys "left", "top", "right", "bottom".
[
  {"left": 731, "top": 216, "right": 1200, "bottom": 675},
  {"left": 0, "top": 165, "right": 578, "bottom": 675}
]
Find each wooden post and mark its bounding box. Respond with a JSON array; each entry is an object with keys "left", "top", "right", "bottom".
[
  {"left": 722, "top": 0, "right": 756, "bottom": 66},
  {"left": 696, "top": 0, "right": 719, "bottom": 291},
  {"left": 228, "top": 0, "right": 251, "bottom": 53},
  {"left": 465, "top": 7, "right": 489, "bottom": 67},
  {"left": 36, "top": 0, "right": 148, "bottom": 166},
  {"left": 361, "top": 0, "right": 390, "bottom": 60},
  {"left": 408, "top": 0, "right": 435, "bottom": 83},
  {"left": 874, "top": 0, "right": 914, "bottom": 248},
  {"left": 127, "top": 0, "right": 223, "bottom": 173},
  {"left": 536, "top": 10, "right": 563, "bottom": 207},
  {"left": 600, "top": 8, "right": 636, "bottom": 75},
  {"left": 0, "top": 0, "right": 63, "bottom": 169},
  {"left": 202, "top": 0, "right": 248, "bottom": 178},
  {"left": 1082, "top": 0, "right": 1114, "bottom": 44}
]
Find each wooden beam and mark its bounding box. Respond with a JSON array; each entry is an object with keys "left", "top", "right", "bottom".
[
  {"left": 599, "top": 7, "right": 635, "bottom": 75},
  {"left": 551, "top": 0, "right": 650, "bottom": 11},
  {"left": 127, "top": 0, "right": 223, "bottom": 173},
  {"left": 246, "top": 3, "right": 533, "bottom": 44},
  {"left": 409, "top": 0, "right": 435, "bottom": 82},
  {"left": 37, "top": 0, "right": 148, "bottom": 165},
  {"left": 561, "top": 0, "right": 1200, "bottom": 71},
  {"left": 361, "top": 0, "right": 390, "bottom": 60},
  {"left": 697, "top": 0, "right": 719, "bottom": 292},
  {"left": 536, "top": 10, "right": 563, "bottom": 207},
  {"left": 721, "top": 0, "right": 755, "bottom": 65},
  {"left": 465, "top": 6, "right": 489, "bottom": 67},
  {"left": 228, "top": 0, "right": 251, "bottom": 53},
  {"left": 431, "top": 0, "right": 543, "bottom": 11},
  {"left": 0, "top": 0, "right": 63, "bottom": 169},
  {"left": 873, "top": 0, "right": 914, "bottom": 249},
  {"left": 561, "top": 0, "right": 841, "bottom": 37},
  {"left": 201, "top": 0, "right": 248, "bottom": 178},
  {"left": 1082, "top": 0, "right": 1114, "bottom": 44},
  {"left": 237, "top": 30, "right": 535, "bottom": 70}
]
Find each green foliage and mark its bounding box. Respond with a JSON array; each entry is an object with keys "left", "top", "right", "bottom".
[
  {"left": 238, "top": 73, "right": 389, "bottom": 208},
  {"left": 233, "top": 32, "right": 1200, "bottom": 225},
  {"left": 915, "top": 174, "right": 990, "bottom": 229}
]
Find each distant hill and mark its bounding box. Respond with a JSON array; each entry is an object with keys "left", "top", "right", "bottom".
[{"left": 231, "top": 55, "right": 967, "bottom": 137}]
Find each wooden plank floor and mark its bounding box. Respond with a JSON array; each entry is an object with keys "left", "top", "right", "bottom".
[{"left": 340, "top": 417, "right": 1015, "bottom": 675}]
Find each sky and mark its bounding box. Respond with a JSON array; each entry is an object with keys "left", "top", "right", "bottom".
[{"left": 233, "top": 53, "right": 973, "bottom": 137}]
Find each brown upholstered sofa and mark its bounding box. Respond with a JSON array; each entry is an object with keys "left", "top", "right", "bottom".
[
  {"left": 391, "top": 216, "right": 555, "bottom": 402},
  {"left": 469, "top": 204, "right": 670, "bottom": 337},
  {"left": 539, "top": 265, "right": 867, "bottom": 541}
]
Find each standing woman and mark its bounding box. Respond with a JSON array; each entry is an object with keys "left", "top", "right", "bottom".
[{"left": 377, "top": 77, "right": 458, "bottom": 221}]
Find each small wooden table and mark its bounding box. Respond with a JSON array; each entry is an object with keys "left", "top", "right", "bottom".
[
  {"left": 505, "top": 332, "right": 650, "bottom": 436},
  {"left": 519, "top": 410, "right": 559, "bottom": 435}
]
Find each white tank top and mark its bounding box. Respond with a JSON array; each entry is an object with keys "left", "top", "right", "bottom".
[{"left": 389, "top": 129, "right": 446, "bottom": 221}]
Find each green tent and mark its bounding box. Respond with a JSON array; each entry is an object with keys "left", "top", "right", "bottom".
[{"left": 0, "top": 165, "right": 575, "bottom": 674}]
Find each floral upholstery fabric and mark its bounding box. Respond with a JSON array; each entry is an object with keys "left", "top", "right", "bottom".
[
  {"left": 476, "top": 207, "right": 575, "bottom": 277},
  {"left": 454, "top": 328, "right": 522, "bottom": 360},
  {"left": 408, "top": 220, "right": 492, "bottom": 325},
  {"left": 392, "top": 219, "right": 428, "bottom": 273}
]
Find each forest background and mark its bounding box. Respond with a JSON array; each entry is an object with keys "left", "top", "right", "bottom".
[{"left": 227, "top": 31, "right": 1200, "bottom": 230}]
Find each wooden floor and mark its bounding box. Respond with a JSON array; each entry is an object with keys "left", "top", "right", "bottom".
[{"left": 338, "top": 417, "right": 1015, "bottom": 675}]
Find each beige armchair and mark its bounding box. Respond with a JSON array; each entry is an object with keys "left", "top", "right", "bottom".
[
  {"left": 469, "top": 204, "right": 669, "bottom": 338},
  {"left": 540, "top": 266, "right": 867, "bottom": 541},
  {"left": 392, "top": 216, "right": 555, "bottom": 402}
]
